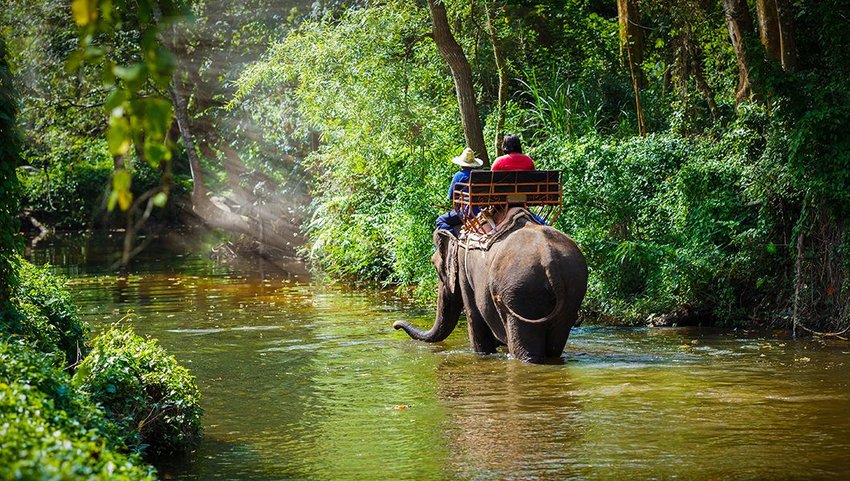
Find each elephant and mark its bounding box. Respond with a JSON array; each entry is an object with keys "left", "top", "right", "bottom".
[{"left": 393, "top": 210, "right": 588, "bottom": 363}]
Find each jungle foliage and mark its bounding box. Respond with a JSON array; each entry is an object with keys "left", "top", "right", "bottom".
[
  {"left": 236, "top": 0, "right": 850, "bottom": 331},
  {"left": 1, "top": 260, "right": 203, "bottom": 476},
  {"left": 0, "top": 343, "right": 156, "bottom": 481},
  {"left": 5, "top": 257, "right": 88, "bottom": 365},
  {"left": 0, "top": 37, "right": 20, "bottom": 306},
  {"left": 4, "top": 0, "right": 850, "bottom": 331},
  {"left": 74, "top": 325, "right": 204, "bottom": 456}
]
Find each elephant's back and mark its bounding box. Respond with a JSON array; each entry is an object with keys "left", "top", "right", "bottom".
[{"left": 488, "top": 224, "right": 588, "bottom": 320}]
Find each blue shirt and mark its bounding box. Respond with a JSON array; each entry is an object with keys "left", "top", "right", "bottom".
[{"left": 448, "top": 169, "right": 471, "bottom": 201}]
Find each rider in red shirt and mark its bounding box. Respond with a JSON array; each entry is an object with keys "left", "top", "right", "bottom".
[
  {"left": 491, "top": 134, "right": 547, "bottom": 225},
  {"left": 491, "top": 134, "right": 534, "bottom": 171}
]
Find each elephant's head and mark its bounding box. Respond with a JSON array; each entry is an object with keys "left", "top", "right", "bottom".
[{"left": 392, "top": 230, "right": 463, "bottom": 342}]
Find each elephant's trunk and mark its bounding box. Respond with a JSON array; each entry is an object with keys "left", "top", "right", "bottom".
[{"left": 393, "top": 285, "right": 462, "bottom": 342}]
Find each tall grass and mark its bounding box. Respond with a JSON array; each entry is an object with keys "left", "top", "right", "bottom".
[{"left": 518, "top": 68, "right": 604, "bottom": 142}]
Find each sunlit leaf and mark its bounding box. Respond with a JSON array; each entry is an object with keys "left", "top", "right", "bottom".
[
  {"left": 118, "top": 190, "right": 133, "bottom": 211},
  {"left": 106, "top": 115, "right": 131, "bottom": 156},
  {"left": 111, "top": 169, "right": 133, "bottom": 212},
  {"left": 71, "top": 0, "right": 97, "bottom": 27},
  {"left": 152, "top": 192, "right": 168, "bottom": 208},
  {"left": 107, "top": 190, "right": 119, "bottom": 211}
]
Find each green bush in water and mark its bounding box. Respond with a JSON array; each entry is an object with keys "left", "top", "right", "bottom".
[
  {"left": 74, "top": 326, "right": 203, "bottom": 456},
  {"left": 0, "top": 340, "right": 155, "bottom": 480},
  {"left": 3, "top": 257, "right": 88, "bottom": 366},
  {"left": 0, "top": 340, "right": 103, "bottom": 432}
]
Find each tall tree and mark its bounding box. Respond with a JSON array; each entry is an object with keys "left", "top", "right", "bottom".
[
  {"left": 427, "top": 0, "right": 489, "bottom": 165},
  {"left": 755, "top": 0, "right": 797, "bottom": 71},
  {"left": 756, "top": 0, "right": 781, "bottom": 62},
  {"left": 484, "top": 1, "right": 509, "bottom": 158},
  {"left": 617, "top": 0, "right": 646, "bottom": 136},
  {"left": 0, "top": 36, "right": 21, "bottom": 305},
  {"left": 722, "top": 0, "right": 756, "bottom": 104},
  {"left": 774, "top": 0, "right": 797, "bottom": 72}
]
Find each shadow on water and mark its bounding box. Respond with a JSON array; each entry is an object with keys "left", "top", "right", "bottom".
[{"left": 26, "top": 233, "right": 850, "bottom": 481}]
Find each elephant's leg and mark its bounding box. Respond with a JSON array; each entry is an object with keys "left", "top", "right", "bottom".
[
  {"left": 546, "top": 303, "right": 582, "bottom": 357},
  {"left": 459, "top": 283, "right": 499, "bottom": 354},
  {"left": 465, "top": 308, "right": 499, "bottom": 354},
  {"left": 504, "top": 317, "right": 548, "bottom": 364},
  {"left": 544, "top": 316, "right": 575, "bottom": 358}
]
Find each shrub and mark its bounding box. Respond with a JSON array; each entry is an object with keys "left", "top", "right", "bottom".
[
  {"left": 0, "top": 340, "right": 155, "bottom": 480},
  {"left": 3, "top": 257, "right": 87, "bottom": 366},
  {"left": 553, "top": 131, "right": 776, "bottom": 324},
  {"left": 17, "top": 137, "right": 113, "bottom": 229},
  {"left": 0, "top": 382, "right": 155, "bottom": 481},
  {"left": 0, "top": 341, "right": 101, "bottom": 431},
  {"left": 74, "top": 326, "right": 203, "bottom": 456}
]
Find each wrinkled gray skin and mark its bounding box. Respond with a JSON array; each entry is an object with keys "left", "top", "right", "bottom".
[{"left": 394, "top": 218, "right": 588, "bottom": 363}]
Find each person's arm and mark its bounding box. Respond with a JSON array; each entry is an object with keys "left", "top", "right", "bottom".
[{"left": 447, "top": 171, "right": 464, "bottom": 201}]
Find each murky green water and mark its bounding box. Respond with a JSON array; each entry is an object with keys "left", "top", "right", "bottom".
[{"left": 31, "top": 232, "right": 850, "bottom": 480}]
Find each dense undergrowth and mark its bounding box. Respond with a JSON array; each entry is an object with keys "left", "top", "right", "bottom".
[
  {"left": 236, "top": 0, "right": 850, "bottom": 331},
  {"left": 0, "top": 258, "right": 203, "bottom": 479},
  {"left": 17, "top": 137, "right": 191, "bottom": 230}
]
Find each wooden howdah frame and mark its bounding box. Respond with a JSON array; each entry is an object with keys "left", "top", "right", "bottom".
[{"left": 452, "top": 170, "right": 562, "bottom": 234}]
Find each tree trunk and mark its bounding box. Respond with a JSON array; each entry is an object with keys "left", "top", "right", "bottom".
[
  {"left": 722, "top": 0, "right": 756, "bottom": 104},
  {"left": 756, "top": 0, "right": 797, "bottom": 72},
  {"left": 484, "top": 1, "right": 508, "bottom": 158},
  {"left": 617, "top": 0, "right": 646, "bottom": 136},
  {"left": 428, "top": 0, "right": 489, "bottom": 165},
  {"left": 170, "top": 79, "right": 251, "bottom": 234},
  {"left": 774, "top": 0, "right": 797, "bottom": 72},
  {"left": 678, "top": 20, "right": 719, "bottom": 121},
  {"left": 756, "top": 0, "right": 781, "bottom": 63},
  {"left": 692, "top": 57, "right": 719, "bottom": 121}
]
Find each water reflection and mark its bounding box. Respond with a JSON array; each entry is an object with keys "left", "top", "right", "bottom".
[{"left": 438, "top": 357, "right": 585, "bottom": 480}]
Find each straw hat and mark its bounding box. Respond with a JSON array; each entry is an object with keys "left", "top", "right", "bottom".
[{"left": 451, "top": 147, "right": 484, "bottom": 168}]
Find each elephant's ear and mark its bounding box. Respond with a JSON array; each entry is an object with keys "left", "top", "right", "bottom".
[{"left": 433, "top": 230, "right": 459, "bottom": 295}]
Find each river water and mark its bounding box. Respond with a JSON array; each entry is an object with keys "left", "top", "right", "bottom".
[{"left": 30, "top": 231, "right": 850, "bottom": 481}]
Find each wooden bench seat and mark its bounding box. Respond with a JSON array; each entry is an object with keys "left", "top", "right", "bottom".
[{"left": 451, "top": 170, "right": 562, "bottom": 234}]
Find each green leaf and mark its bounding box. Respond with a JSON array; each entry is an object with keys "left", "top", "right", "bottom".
[
  {"left": 102, "top": 60, "right": 116, "bottom": 86},
  {"left": 103, "top": 88, "right": 127, "bottom": 113},
  {"left": 141, "top": 98, "right": 173, "bottom": 140},
  {"left": 107, "top": 190, "right": 119, "bottom": 211},
  {"left": 149, "top": 48, "right": 176, "bottom": 88},
  {"left": 143, "top": 140, "right": 170, "bottom": 168},
  {"left": 106, "top": 115, "right": 131, "bottom": 156},
  {"left": 65, "top": 50, "right": 85, "bottom": 74},
  {"left": 152, "top": 192, "right": 168, "bottom": 208},
  {"left": 111, "top": 169, "right": 133, "bottom": 212},
  {"left": 71, "top": 0, "right": 97, "bottom": 27},
  {"left": 84, "top": 46, "right": 105, "bottom": 60},
  {"left": 113, "top": 64, "right": 147, "bottom": 92}
]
